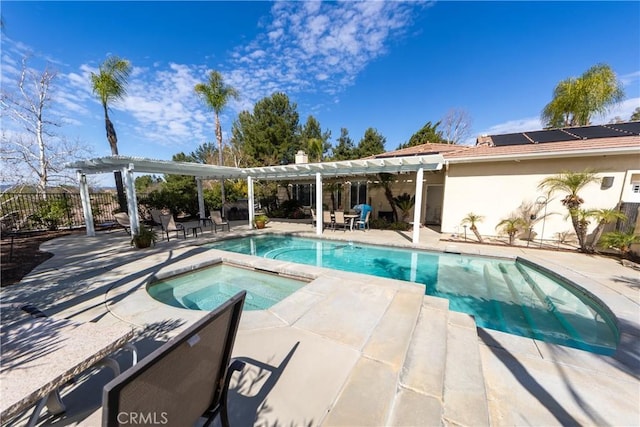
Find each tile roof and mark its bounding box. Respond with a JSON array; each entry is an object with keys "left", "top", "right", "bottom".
[
  {"left": 373, "top": 122, "right": 640, "bottom": 163},
  {"left": 370, "top": 143, "right": 467, "bottom": 159},
  {"left": 442, "top": 135, "right": 640, "bottom": 161}
]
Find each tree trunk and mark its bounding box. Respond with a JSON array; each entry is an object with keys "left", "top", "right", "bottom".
[
  {"left": 215, "top": 113, "right": 226, "bottom": 216},
  {"left": 104, "top": 106, "right": 127, "bottom": 212},
  {"left": 471, "top": 225, "right": 484, "bottom": 243},
  {"left": 383, "top": 186, "right": 398, "bottom": 222},
  {"left": 571, "top": 214, "right": 588, "bottom": 251},
  {"left": 588, "top": 221, "right": 606, "bottom": 251}
]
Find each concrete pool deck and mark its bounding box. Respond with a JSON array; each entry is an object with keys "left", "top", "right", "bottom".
[{"left": 1, "top": 221, "right": 638, "bottom": 426}]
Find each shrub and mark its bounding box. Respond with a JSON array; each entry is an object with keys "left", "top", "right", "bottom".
[
  {"left": 389, "top": 221, "right": 411, "bottom": 231},
  {"left": 370, "top": 218, "right": 390, "bottom": 230},
  {"left": 598, "top": 230, "right": 640, "bottom": 258},
  {"left": 30, "top": 198, "right": 71, "bottom": 230}
]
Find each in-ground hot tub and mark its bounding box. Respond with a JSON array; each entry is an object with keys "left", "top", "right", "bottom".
[{"left": 147, "top": 262, "right": 308, "bottom": 311}]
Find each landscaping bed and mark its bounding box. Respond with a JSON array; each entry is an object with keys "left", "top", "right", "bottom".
[{"left": 1, "top": 229, "right": 84, "bottom": 287}]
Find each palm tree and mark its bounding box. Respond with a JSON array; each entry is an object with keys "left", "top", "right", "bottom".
[
  {"left": 587, "top": 208, "right": 627, "bottom": 251},
  {"left": 542, "top": 63, "right": 624, "bottom": 128},
  {"left": 538, "top": 170, "right": 600, "bottom": 251},
  {"left": 392, "top": 192, "right": 415, "bottom": 222},
  {"left": 307, "top": 138, "right": 324, "bottom": 163},
  {"left": 496, "top": 216, "right": 526, "bottom": 245},
  {"left": 194, "top": 71, "right": 239, "bottom": 213},
  {"left": 90, "top": 55, "right": 131, "bottom": 211},
  {"left": 325, "top": 181, "right": 341, "bottom": 211},
  {"left": 372, "top": 173, "right": 399, "bottom": 223},
  {"left": 598, "top": 231, "right": 640, "bottom": 259},
  {"left": 461, "top": 212, "right": 484, "bottom": 243}
]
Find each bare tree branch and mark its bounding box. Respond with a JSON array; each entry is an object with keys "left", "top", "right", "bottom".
[
  {"left": 441, "top": 108, "right": 473, "bottom": 145},
  {"left": 1, "top": 56, "right": 91, "bottom": 192}
]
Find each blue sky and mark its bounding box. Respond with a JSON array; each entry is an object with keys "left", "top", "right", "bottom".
[{"left": 2, "top": 1, "right": 639, "bottom": 167}]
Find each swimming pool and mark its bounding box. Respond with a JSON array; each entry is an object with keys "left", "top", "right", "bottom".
[
  {"left": 208, "top": 235, "right": 618, "bottom": 354},
  {"left": 147, "top": 263, "right": 307, "bottom": 311}
]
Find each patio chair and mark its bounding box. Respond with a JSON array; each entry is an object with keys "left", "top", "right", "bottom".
[
  {"left": 333, "top": 211, "right": 348, "bottom": 232},
  {"left": 102, "top": 291, "right": 246, "bottom": 427},
  {"left": 322, "top": 211, "right": 334, "bottom": 230},
  {"left": 149, "top": 208, "right": 163, "bottom": 229},
  {"left": 355, "top": 210, "right": 371, "bottom": 231},
  {"left": 310, "top": 208, "right": 317, "bottom": 228},
  {"left": 159, "top": 213, "right": 186, "bottom": 241},
  {"left": 210, "top": 210, "right": 230, "bottom": 232},
  {"left": 113, "top": 213, "right": 131, "bottom": 234}
]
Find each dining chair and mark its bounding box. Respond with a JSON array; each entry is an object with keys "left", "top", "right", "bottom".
[{"left": 333, "top": 211, "right": 348, "bottom": 232}]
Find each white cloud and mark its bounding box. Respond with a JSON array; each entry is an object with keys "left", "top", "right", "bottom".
[
  {"left": 479, "top": 117, "right": 543, "bottom": 137},
  {"left": 1, "top": 2, "right": 429, "bottom": 156},
  {"left": 601, "top": 97, "right": 640, "bottom": 122},
  {"left": 619, "top": 70, "right": 640, "bottom": 86},
  {"left": 223, "top": 1, "right": 425, "bottom": 108}
]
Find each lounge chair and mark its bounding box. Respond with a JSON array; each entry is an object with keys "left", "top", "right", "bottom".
[
  {"left": 322, "top": 211, "right": 334, "bottom": 230},
  {"left": 113, "top": 212, "right": 131, "bottom": 234},
  {"left": 310, "top": 208, "right": 317, "bottom": 228},
  {"left": 159, "top": 213, "right": 186, "bottom": 241},
  {"left": 356, "top": 211, "right": 371, "bottom": 231},
  {"left": 333, "top": 211, "right": 348, "bottom": 232},
  {"left": 210, "top": 210, "right": 230, "bottom": 232},
  {"left": 102, "top": 291, "right": 246, "bottom": 427}
]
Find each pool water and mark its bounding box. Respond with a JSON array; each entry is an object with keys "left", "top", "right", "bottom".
[
  {"left": 148, "top": 263, "right": 306, "bottom": 311},
  {"left": 208, "top": 235, "right": 618, "bottom": 354}
]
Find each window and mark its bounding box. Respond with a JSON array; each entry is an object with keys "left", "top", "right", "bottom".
[
  {"left": 632, "top": 183, "right": 640, "bottom": 194},
  {"left": 293, "top": 183, "right": 315, "bottom": 206}
]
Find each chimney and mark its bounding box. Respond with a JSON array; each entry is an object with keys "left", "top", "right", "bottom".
[
  {"left": 476, "top": 134, "right": 493, "bottom": 146},
  {"left": 295, "top": 150, "right": 309, "bottom": 164}
]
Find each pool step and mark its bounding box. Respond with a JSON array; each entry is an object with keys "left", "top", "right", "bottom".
[
  {"left": 442, "top": 311, "right": 490, "bottom": 426},
  {"left": 390, "top": 299, "right": 489, "bottom": 427},
  {"left": 323, "top": 289, "right": 424, "bottom": 426},
  {"left": 324, "top": 293, "right": 489, "bottom": 426}
]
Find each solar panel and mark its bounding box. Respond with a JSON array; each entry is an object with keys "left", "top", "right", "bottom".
[
  {"left": 607, "top": 122, "right": 640, "bottom": 135},
  {"left": 525, "top": 130, "right": 579, "bottom": 143},
  {"left": 565, "top": 125, "right": 625, "bottom": 139},
  {"left": 491, "top": 133, "right": 531, "bottom": 146}
]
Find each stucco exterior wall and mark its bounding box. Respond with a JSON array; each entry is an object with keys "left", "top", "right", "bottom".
[{"left": 441, "top": 154, "right": 640, "bottom": 242}]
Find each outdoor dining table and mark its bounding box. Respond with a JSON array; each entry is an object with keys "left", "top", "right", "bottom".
[
  {"left": 343, "top": 214, "right": 360, "bottom": 231},
  {"left": 0, "top": 317, "right": 137, "bottom": 427}
]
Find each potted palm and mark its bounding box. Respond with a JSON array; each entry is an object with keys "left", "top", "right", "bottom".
[
  {"left": 131, "top": 226, "right": 157, "bottom": 248},
  {"left": 254, "top": 214, "right": 269, "bottom": 229}
]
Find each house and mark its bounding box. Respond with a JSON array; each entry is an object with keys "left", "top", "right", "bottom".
[
  {"left": 366, "top": 121, "right": 640, "bottom": 245},
  {"left": 69, "top": 122, "right": 639, "bottom": 251}
]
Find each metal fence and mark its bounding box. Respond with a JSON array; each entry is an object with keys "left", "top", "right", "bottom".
[{"left": 0, "top": 192, "right": 121, "bottom": 232}]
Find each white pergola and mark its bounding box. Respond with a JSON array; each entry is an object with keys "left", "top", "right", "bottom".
[{"left": 68, "top": 154, "right": 444, "bottom": 244}]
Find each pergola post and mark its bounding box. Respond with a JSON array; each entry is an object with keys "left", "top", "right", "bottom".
[
  {"left": 247, "top": 176, "right": 255, "bottom": 229},
  {"left": 196, "top": 178, "right": 205, "bottom": 220},
  {"left": 315, "top": 172, "right": 323, "bottom": 235},
  {"left": 77, "top": 171, "right": 95, "bottom": 237},
  {"left": 123, "top": 164, "right": 140, "bottom": 236},
  {"left": 412, "top": 168, "right": 424, "bottom": 245}
]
